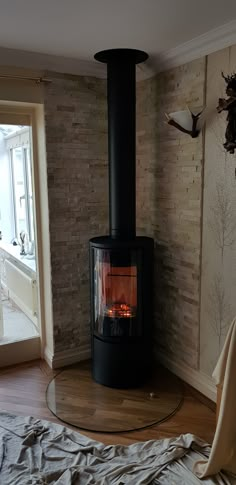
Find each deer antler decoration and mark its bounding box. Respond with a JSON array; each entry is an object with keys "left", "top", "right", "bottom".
[
  {"left": 217, "top": 72, "right": 236, "bottom": 154},
  {"left": 165, "top": 108, "right": 203, "bottom": 138}
]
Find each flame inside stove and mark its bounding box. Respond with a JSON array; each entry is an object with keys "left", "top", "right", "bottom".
[{"left": 105, "top": 302, "right": 135, "bottom": 318}]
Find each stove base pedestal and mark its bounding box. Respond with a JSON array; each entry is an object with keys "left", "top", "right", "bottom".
[{"left": 92, "top": 336, "right": 151, "bottom": 388}]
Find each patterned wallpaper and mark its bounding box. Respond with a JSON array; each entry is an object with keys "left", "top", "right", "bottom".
[{"left": 200, "top": 45, "right": 236, "bottom": 376}]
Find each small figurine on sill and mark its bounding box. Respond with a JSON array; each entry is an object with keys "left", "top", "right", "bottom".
[
  {"left": 217, "top": 72, "right": 236, "bottom": 154},
  {"left": 19, "top": 230, "right": 26, "bottom": 255}
]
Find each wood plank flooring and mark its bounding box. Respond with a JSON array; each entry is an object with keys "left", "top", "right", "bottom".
[{"left": 0, "top": 360, "right": 216, "bottom": 446}]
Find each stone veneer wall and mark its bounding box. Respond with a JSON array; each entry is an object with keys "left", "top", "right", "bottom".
[
  {"left": 44, "top": 73, "right": 108, "bottom": 355},
  {"left": 136, "top": 77, "right": 158, "bottom": 237},
  {"left": 43, "top": 72, "right": 156, "bottom": 359},
  {"left": 151, "top": 58, "right": 206, "bottom": 369},
  {"left": 43, "top": 61, "right": 206, "bottom": 372},
  {"left": 136, "top": 60, "right": 206, "bottom": 371}
]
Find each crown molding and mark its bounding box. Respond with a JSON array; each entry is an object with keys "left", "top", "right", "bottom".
[
  {"left": 0, "top": 45, "right": 156, "bottom": 81},
  {"left": 0, "top": 19, "right": 236, "bottom": 81},
  {"left": 0, "top": 46, "right": 107, "bottom": 79},
  {"left": 155, "top": 19, "right": 236, "bottom": 73}
]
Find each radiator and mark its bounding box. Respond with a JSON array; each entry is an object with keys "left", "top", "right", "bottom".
[{"left": 5, "top": 259, "right": 38, "bottom": 323}]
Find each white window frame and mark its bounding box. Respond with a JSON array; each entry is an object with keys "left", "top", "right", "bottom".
[
  {"left": 5, "top": 128, "right": 34, "bottom": 242},
  {"left": 10, "top": 145, "right": 33, "bottom": 241}
]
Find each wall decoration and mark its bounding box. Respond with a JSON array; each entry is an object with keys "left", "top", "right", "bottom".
[
  {"left": 217, "top": 73, "right": 236, "bottom": 154},
  {"left": 165, "top": 107, "right": 203, "bottom": 138}
]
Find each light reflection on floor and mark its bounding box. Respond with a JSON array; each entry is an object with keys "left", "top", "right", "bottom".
[{"left": 0, "top": 297, "right": 38, "bottom": 344}]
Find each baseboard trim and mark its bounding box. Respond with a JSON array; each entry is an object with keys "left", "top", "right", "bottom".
[
  {"left": 43, "top": 345, "right": 216, "bottom": 400},
  {"left": 156, "top": 351, "right": 217, "bottom": 403},
  {"left": 43, "top": 345, "right": 54, "bottom": 368},
  {"left": 44, "top": 345, "right": 91, "bottom": 369}
]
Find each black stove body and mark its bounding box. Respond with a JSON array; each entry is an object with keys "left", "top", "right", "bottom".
[{"left": 89, "top": 49, "right": 154, "bottom": 388}]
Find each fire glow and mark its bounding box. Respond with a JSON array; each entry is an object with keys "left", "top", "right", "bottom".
[{"left": 105, "top": 302, "right": 135, "bottom": 318}]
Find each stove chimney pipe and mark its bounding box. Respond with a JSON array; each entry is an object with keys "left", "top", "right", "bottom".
[{"left": 94, "top": 49, "right": 148, "bottom": 239}]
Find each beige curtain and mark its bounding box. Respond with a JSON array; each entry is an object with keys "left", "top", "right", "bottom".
[{"left": 194, "top": 318, "right": 236, "bottom": 477}]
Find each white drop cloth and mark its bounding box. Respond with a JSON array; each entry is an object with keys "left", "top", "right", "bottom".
[{"left": 0, "top": 411, "right": 235, "bottom": 484}]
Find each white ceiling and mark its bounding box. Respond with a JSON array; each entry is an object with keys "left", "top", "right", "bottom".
[{"left": 0, "top": 0, "right": 236, "bottom": 76}]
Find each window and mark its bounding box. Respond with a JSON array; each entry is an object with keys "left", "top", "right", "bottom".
[
  {"left": 0, "top": 124, "right": 35, "bottom": 244},
  {"left": 10, "top": 145, "right": 34, "bottom": 241}
]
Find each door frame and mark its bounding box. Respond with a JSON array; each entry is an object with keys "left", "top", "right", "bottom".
[{"left": 0, "top": 101, "right": 54, "bottom": 366}]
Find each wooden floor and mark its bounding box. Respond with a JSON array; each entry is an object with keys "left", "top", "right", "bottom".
[{"left": 0, "top": 360, "right": 216, "bottom": 446}]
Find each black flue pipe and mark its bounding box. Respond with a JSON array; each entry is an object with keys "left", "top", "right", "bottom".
[{"left": 94, "top": 49, "right": 148, "bottom": 239}]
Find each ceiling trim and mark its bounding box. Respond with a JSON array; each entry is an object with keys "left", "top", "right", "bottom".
[
  {"left": 0, "top": 46, "right": 107, "bottom": 79},
  {"left": 155, "top": 19, "right": 236, "bottom": 73},
  {"left": 0, "top": 19, "right": 235, "bottom": 81}
]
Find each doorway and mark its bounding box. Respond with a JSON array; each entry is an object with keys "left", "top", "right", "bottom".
[{"left": 0, "top": 116, "right": 41, "bottom": 364}]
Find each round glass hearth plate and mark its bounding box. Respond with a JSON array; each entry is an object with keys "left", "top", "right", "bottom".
[{"left": 46, "top": 361, "right": 183, "bottom": 433}]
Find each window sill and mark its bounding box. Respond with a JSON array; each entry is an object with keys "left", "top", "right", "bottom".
[{"left": 0, "top": 241, "right": 36, "bottom": 275}]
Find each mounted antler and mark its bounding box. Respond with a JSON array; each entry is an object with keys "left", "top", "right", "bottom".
[
  {"left": 165, "top": 107, "right": 203, "bottom": 138},
  {"left": 218, "top": 72, "right": 236, "bottom": 154},
  {"left": 222, "top": 71, "right": 236, "bottom": 83},
  {"left": 222, "top": 71, "right": 231, "bottom": 83}
]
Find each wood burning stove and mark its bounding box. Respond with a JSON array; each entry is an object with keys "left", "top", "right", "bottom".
[{"left": 90, "top": 49, "right": 154, "bottom": 388}]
